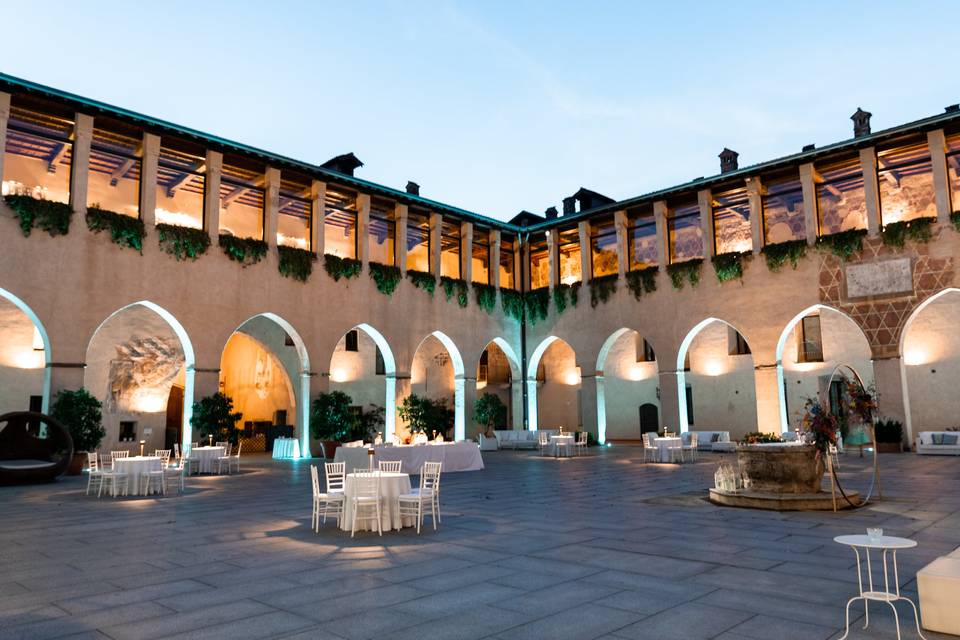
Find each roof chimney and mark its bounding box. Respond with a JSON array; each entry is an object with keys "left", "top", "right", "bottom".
[
  {"left": 945, "top": 104, "right": 960, "bottom": 114},
  {"left": 321, "top": 152, "right": 364, "bottom": 176},
  {"left": 719, "top": 148, "right": 739, "bottom": 173},
  {"left": 545, "top": 206, "right": 558, "bottom": 220},
  {"left": 802, "top": 143, "right": 816, "bottom": 152},
  {"left": 851, "top": 108, "right": 872, "bottom": 137},
  {"left": 405, "top": 181, "right": 420, "bottom": 196},
  {"left": 562, "top": 196, "right": 576, "bottom": 216}
]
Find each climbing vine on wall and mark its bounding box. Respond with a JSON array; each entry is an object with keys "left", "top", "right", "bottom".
[
  {"left": 278, "top": 246, "right": 317, "bottom": 282},
  {"left": 156, "top": 223, "right": 210, "bottom": 261},
  {"left": 816, "top": 228, "right": 867, "bottom": 260},
  {"left": 525, "top": 287, "right": 550, "bottom": 325},
  {"left": 219, "top": 234, "right": 268, "bottom": 265},
  {"left": 880, "top": 216, "right": 935, "bottom": 248},
  {"left": 588, "top": 274, "right": 618, "bottom": 307},
  {"left": 323, "top": 254, "right": 362, "bottom": 281},
  {"left": 666, "top": 258, "right": 703, "bottom": 290},
  {"left": 473, "top": 282, "right": 497, "bottom": 313},
  {"left": 625, "top": 266, "right": 657, "bottom": 300},
  {"left": 85, "top": 205, "right": 145, "bottom": 252},
  {"left": 951, "top": 211, "right": 960, "bottom": 233},
  {"left": 407, "top": 270, "right": 436, "bottom": 297},
  {"left": 711, "top": 251, "right": 750, "bottom": 283},
  {"left": 553, "top": 282, "right": 580, "bottom": 314},
  {"left": 760, "top": 239, "right": 807, "bottom": 272},
  {"left": 5, "top": 195, "right": 72, "bottom": 237},
  {"left": 368, "top": 262, "right": 402, "bottom": 295},
  {"left": 440, "top": 276, "right": 469, "bottom": 308},
  {"left": 501, "top": 289, "right": 523, "bottom": 322}
]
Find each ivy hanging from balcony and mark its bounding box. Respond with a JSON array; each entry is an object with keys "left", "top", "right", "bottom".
[
  {"left": 5, "top": 195, "right": 72, "bottom": 237},
  {"left": 156, "top": 224, "right": 210, "bottom": 261},
  {"left": 323, "top": 254, "right": 362, "bottom": 281},
  {"left": 407, "top": 270, "right": 436, "bottom": 297},
  {"left": 219, "top": 234, "right": 268, "bottom": 266},
  {"left": 525, "top": 287, "right": 551, "bottom": 325},
  {"left": 880, "top": 216, "right": 935, "bottom": 248},
  {"left": 278, "top": 246, "right": 317, "bottom": 282},
  {"left": 625, "top": 266, "right": 658, "bottom": 300},
  {"left": 553, "top": 282, "right": 580, "bottom": 314},
  {"left": 711, "top": 251, "right": 750, "bottom": 283},
  {"left": 440, "top": 276, "right": 469, "bottom": 308},
  {"left": 761, "top": 239, "right": 807, "bottom": 272},
  {"left": 951, "top": 211, "right": 960, "bottom": 233},
  {"left": 816, "top": 228, "right": 867, "bottom": 260},
  {"left": 473, "top": 283, "right": 498, "bottom": 314},
  {"left": 85, "top": 205, "right": 145, "bottom": 253},
  {"left": 368, "top": 262, "right": 402, "bottom": 295},
  {"left": 501, "top": 289, "right": 523, "bottom": 322},
  {"left": 588, "top": 274, "right": 618, "bottom": 307},
  {"left": 666, "top": 258, "right": 703, "bottom": 290}
]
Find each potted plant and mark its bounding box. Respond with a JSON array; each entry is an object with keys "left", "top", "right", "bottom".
[
  {"left": 310, "top": 391, "right": 361, "bottom": 458},
  {"left": 874, "top": 418, "right": 904, "bottom": 453},
  {"left": 50, "top": 388, "right": 105, "bottom": 475},
  {"left": 190, "top": 392, "right": 242, "bottom": 445},
  {"left": 474, "top": 393, "right": 507, "bottom": 438},
  {"left": 399, "top": 394, "right": 454, "bottom": 440}
]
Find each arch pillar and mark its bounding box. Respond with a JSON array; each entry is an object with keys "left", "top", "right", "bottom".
[
  {"left": 659, "top": 369, "right": 680, "bottom": 432},
  {"left": 580, "top": 372, "right": 599, "bottom": 441},
  {"left": 753, "top": 363, "right": 781, "bottom": 434},
  {"left": 462, "top": 375, "right": 477, "bottom": 439},
  {"left": 874, "top": 355, "right": 909, "bottom": 444}
]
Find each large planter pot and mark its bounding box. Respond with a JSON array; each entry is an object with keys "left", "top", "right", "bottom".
[
  {"left": 67, "top": 453, "right": 87, "bottom": 475},
  {"left": 321, "top": 440, "right": 339, "bottom": 459},
  {"left": 877, "top": 442, "right": 902, "bottom": 453},
  {"left": 737, "top": 444, "right": 824, "bottom": 494}
]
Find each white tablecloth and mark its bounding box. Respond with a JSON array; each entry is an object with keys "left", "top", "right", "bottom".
[
  {"left": 340, "top": 471, "right": 414, "bottom": 532},
  {"left": 548, "top": 435, "right": 575, "bottom": 457},
  {"left": 114, "top": 456, "right": 163, "bottom": 495},
  {"left": 333, "top": 441, "right": 484, "bottom": 473},
  {"left": 272, "top": 438, "right": 301, "bottom": 459},
  {"left": 653, "top": 437, "right": 682, "bottom": 462},
  {"left": 191, "top": 446, "right": 224, "bottom": 473}
]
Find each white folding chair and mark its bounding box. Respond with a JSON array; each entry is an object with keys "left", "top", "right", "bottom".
[
  {"left": 310, "top": 465, "right": 344, "bottom": 530},
  {"left": 325, "top": 462, "right": 346, "bottom": 493},
  {"left": 682, "top": 433, "right": 699, "bottom": 462},
  {"left": 99, "top": 460, "right": 129, "bottom": 498},
  {"left": 164, "top": 458, "right": 187, "bottom": 495},
  {"left": 111, "top": 450, "right": 129, "bottom": 464},
  {"left": 154, "top": 449, "right": 172, "bottom": 466},
  {"left": 142, "top": 465, "right": 166, "bottom": 496},
  {"left": 538, "top": 432, "right": 550, "bottom": 456},
  {"left": 216, "top": 442, "right": 235, "bottom": 474},
  {"left": 668, "top": 438, "right": 684, "bottom": 464},
  {"left": 349, "top": 472, "right": 382, "bottom": 537},
  {"left": 99, "top": 453, "right": 113, "bottom": 471},
  {"left": 85, "top": 452, "right": 105, "bottom": 496},
  {"left": 575, "top": 431, "right": 588, "bottom": 456},
  {"left": 398, "top": 462, "right": 442, "bottom": 533},
  {"left": 173, "top": 442, "right": 181, "bottom": 462},
  {"left": 215, "top": 441, "right": 228, "bottom": 449},
  {"left": 642, "top": 433, "right": 658, "bottom": 463},
  {"left": 378, "top": 460, "right": 402, "bottom": 473}
]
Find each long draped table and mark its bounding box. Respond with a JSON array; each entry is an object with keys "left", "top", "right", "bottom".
[
  {"left": 333, "top": 441, "right": 484, "bottom": 473},
  {"left": 339, "top": 471, "right": 414, "bottom": 532}
]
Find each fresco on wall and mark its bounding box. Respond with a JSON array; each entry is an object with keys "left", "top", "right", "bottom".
[{"left": 107, "top": 336, "right": 184, "bottom": 413}]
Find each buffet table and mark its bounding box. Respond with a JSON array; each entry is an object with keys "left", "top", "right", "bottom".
[
  {"left": 272, "top": 437, "right": 301, "bottom": 459},
  {"left": 333, "top": 441, "right": 484, "bottom": 473}
]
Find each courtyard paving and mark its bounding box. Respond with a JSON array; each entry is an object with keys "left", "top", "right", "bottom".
[{"left": 0, "top": 446, "right": 958, "bottom": 640}]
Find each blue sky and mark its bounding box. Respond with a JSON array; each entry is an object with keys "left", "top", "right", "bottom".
[{"left": 2, "top": 1, "right": 957, "bottom": 220}]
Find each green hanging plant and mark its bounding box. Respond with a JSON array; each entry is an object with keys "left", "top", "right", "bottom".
[
  {"left": 323, "top": 253, "right": 362, "bottom": 281},
  {"left": 219, "top": 234, "right": 268, "bottom": 266},
  {"left": 407, "top": 270, "right": 436, "bottom": 297},
  {"left": 85, "top": 205, "right": 145, "bottom": 252},
  {"left": 951, "top": 211, "right": 960, "bottom": 233},
  {"left": 525, "top": 287, "right": 551, "bottom": 325},
  {"left": 625, "top": 266, "right": 658, "bottom": 300},
  {"left": 473, "top": 283, "right": 498, "bottom": 313},
  {"left": 588, "top": 274, "right": 618, "bottom": 307},
  {"left": 816, "top": 228, "right": 867, "bottom": 260},
  {"left": 440, "top": 276, "right": 469, "bottom": 308},
  {"left": 501, "top": 288, "right": 523, "bottom": 321},
  {"left": 4, "top": 195, "right": 72, "bottom": 237},
  {"left": 278, "top": 245, "right": 317, "bottom": 282},
  {"left": 761, "top": 239, "right": 807, "bottom": 272},
  {"left": 666, "top": 258, "right": 703, "bottom": 290},
  {"left": 711, "top": 251, "right": 750, "bottom": 283},
  {"left": 155, "top": 223, "right": 210, "bottom": 261},
  {"left": 880, "top": 216, "right": 935, "bottom": 248},
  {"left": 553, "top": 282, "right": 580, "bottom": 314},
  {"left": 368, "top": 262, "right": 402, "bottom": 295}
]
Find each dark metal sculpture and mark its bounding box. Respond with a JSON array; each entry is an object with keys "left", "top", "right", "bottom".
[{"left": 0, "top": 411, "right": 74, "bottom": 484}]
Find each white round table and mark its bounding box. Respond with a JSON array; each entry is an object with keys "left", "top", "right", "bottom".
[
  {"left": 653, "top": 436, "right": 682, "bottom": 462},
  {"left": 550, "top": 435, "right": 574, "bottom": 457},
  {"left": 834, "top": 534, "right": 927, "bottom": 640},
  {"left": 191, "top": 446, "right": 224, "bottom": 474},
  {"left": 113, "top": 456, "right": 163, "bottom": 496},
  {"left": 340, "top": 471, "right": 413, "bottom": 532}
]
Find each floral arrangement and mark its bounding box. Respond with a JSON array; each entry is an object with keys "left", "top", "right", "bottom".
[
  {"left": 799, "top": 397, "right": 839, "bottom": 453},
  {"left": 740, "top": 431, "right": 782, "bottom": 444},
  {"left": 845, "top": 381, "right": 877, "bottom": 425}
]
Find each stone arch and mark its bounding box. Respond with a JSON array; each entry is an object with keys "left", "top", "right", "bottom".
[
  {"left": 85, "top": 301, "right": 196, "bottom": 451},
  {"left": 776, "top": 304, "right": 873, "bottom": 433},
  {"left": 329, "top": 323, "right": 398, "bottom": 439},
  {"left": 477, "top": 337, "right": 522, "bottom": 432},
  {"left": 221, "top": 313, "right": 310, "bottom": 457},
  {"left": 526, "top": 335, "right": 579, "bottom": 432},
  {"left": 410, "top": 330, "right": 465, "bottom": 440},
  {"left": 0, "top": 286, "right": 52, "bottom": 413},
  {"left": 594, "top": 328, "right": 660, "bottom": 444},
  {"left": 676, "top": 318, "right": 756, "bottom": 435}
]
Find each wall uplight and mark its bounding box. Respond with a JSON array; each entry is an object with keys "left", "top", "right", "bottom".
[
  {"left": 131, "top": 389, "right": 168, "bottom": 413},
  {"left": 565, "top": 368, "right": 581, "bottom": 386},
  {"left": 903, "top": 347, "right": 929, "bottom": 366},
  {"left": 330, "top": 368, "right": 350, "bottom": 383},
  {"left": 627, "top": 364, "right": 647, "bottom": 381},
  {"left": 703, "top": 359, "right": 725, "bottom": 377}
]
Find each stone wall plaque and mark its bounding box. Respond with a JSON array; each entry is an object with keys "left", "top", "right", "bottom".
[{"left": 844, "top": 258, "right": 913, "bottom": 299}]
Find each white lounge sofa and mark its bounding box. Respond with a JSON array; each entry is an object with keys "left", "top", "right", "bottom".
[
  {"left": 681, "top": 430, "right": 731, "bottom": 451},
  {"left": 916, "top": 431, "right": 960, "bottom": 455},
  {"left": 478, "top": 433, "right": 499, "bottom": 451},
  {"left": 918, "top": 544, "right": 960, "bottom": 634},
  {"left": 494, "top": 429, "right": 557, "bottom": 450}
]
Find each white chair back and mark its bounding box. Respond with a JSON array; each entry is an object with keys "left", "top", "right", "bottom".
[
  {"left": 234, "top": 441, "right": 243, "bottom": 457},
  {"left": 642, "top": 433, "right": 654, "bottom": 448},
  {"left": 538, "top": 432, "right": 549, "bottom": 446},
  {"left": 378, "top": 460, "right": 402, "bottom": 473},
  {"left": 422, "top": 461, "right": 442, "bottom": 494},
  {"left": 223, "top": 442, "right": 232, "bottom": 456},
  {"left": 99, "top": 453, "right": 112, "bottom": 470},
  {"left": 325, "top": 462, "right": 346, "bottom": 493},
  {"left": 310, "top": 465, "right": 320, "bottom": 499},
  {"left": 111, "top": 450, "right": 129, "bottom": 462},
  {"left": 688, "top": 433, "right": 698, "bottom": 448},
  {"left": 154, "top": 449, "right": 172, "bottom": 465},
  {"left": 577, "top": 432, "right": 588, "bottom": 445},
  {"left": 87, "top": 451, "right": 99, "bottom": 471},
  {"left": 353, "top": 472, "right": 381, "bottom": 500},
  {"left": 174, "top": 443, "right": 181, "bottom": 460}
]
